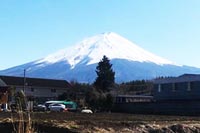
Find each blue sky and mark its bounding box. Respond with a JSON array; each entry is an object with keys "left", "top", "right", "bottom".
[{"left": 0, "top": 0, "right": 200, "bottom": 70}]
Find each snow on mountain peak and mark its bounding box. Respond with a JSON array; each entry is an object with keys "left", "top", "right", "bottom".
[{"left": 36, "top": 32, "right": 176, "bottom": 68}]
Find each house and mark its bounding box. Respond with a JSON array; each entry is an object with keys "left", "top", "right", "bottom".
[
  {"left": 0, "top": 75, "right": 71, "bottom": 103},
  {"left": 0, "top": 79, "right": 9, "bottom": 111},
  {"left": 153, "top": 74, "right": 200, "bottom": 101}
]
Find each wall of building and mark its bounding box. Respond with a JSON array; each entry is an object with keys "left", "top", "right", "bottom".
[
  {"left": 112, "top": 100, "right": 200, "bottom": 115},
  {"left": 154, "top": 81, "right": 200, "bottom": 101},
  {"left": 13, "top": 85, "right": 67, "bottom": 101}
]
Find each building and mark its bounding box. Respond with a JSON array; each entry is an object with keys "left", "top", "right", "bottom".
[
  {"left": 151, "top": 74, "right": 200, "bottom": 115},
  {"left": 115, "top": 95, "right": 153, "bottom": 103},
  {"left": 0, "top": 75, "right": 71, "bottom": 103},
  {"left": 0, "top": 79, "right": 9, "bottom": 111},
  {"left": 153, "top": 74, "right": 200, "bottom": 101},
  {"left": 113, "top": 74, "right": 200, "bottom": 115}
]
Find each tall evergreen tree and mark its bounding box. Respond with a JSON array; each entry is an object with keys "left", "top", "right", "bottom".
[{"left": 94, "top": 55, "right": 115, "bottom": 92}]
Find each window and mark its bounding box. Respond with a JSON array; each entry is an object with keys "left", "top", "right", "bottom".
[
  {"left": 31, "top": 88, "right": 34, "bottom": 92},
  {"left": 51, "top": 89, "right": 56, "bottom": 93},
  {"left": 187, "top": 82, "right": 191, "bottom": 91},
  {"left": 172, "top": 83, "right": 177, "bottom": 92},
  {"left": 65, "top": 104, "right": 73, "bottom": 108},
  {"left": 158, "top": 84, "right": 161, "bottom": 92}
]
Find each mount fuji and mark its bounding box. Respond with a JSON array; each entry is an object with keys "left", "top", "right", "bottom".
[{"left": 1, "top": 32, "right": 200, "bottom": 83}]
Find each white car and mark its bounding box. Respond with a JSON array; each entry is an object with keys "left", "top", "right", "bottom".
[
  {"left": 81, "top": 109, "right": 93, "bottom": 113},
  {"left": 49, "top": 104, "right": 66, "bottom": 112}
]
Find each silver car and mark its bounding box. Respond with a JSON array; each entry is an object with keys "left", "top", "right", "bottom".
[{"left": 48, "top": 103, "right": 67, "bottom": 112}]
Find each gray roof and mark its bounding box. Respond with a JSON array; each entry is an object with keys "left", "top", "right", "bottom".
[
  {"left": 0, "top": 75, "right": 71, "bottom": 88},
  {"left": 0, "top": 79, "right": 7, "bottom": 86},
  {"left": 153, "top": 74, "right": 200, "bottom": 84}
]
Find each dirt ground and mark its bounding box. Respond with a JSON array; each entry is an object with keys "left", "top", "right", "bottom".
[{"left": 1, "top": 112, "right": 200, "bottom": 132}]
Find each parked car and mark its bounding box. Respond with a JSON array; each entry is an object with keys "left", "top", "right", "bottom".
[
  {"left": 45, "top": 100, "right": 77, "bottom": 112},
  {"left": 34, "top": 104, "right": 47, "bottom": 112},
  {"left": 81, "top": 109, "right": 93, "bottom": 113},
  {"left": 48, "top": 103, "right": 67, "bottom": 112}
]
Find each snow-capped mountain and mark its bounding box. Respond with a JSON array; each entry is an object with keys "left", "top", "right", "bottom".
[
  {"left": 36, "top": 32, "right": 175, "bottom": 68},
  {"left": 0, "top": 32, "right": 200, "bottom": 83}
]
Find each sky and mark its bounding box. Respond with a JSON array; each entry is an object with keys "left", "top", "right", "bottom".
[{"left": 0, "top": 0, "right": 200, "bottom": 70}]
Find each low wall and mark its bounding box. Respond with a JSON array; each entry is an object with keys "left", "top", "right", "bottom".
[{"left": 112, "top": 101, "right": 200, "bottom": 115}]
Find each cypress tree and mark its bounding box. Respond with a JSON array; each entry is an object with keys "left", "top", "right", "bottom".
[{"left": 94, "top": 55, "right": 115, "bottom": 92}]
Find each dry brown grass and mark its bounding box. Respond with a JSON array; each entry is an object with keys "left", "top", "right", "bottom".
[{"left": 1, "top": 112, "right": 200, "bottom": 132}]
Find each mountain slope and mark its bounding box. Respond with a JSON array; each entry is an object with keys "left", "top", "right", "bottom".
[
  {"left": 0, "top": 32, "right": 200, "bottom": 83},
  {"left": 35, "top": 32, "right": 176, "bottom": 67}
]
